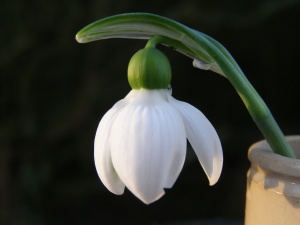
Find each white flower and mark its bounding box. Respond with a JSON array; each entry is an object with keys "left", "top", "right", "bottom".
[{"left": 94, "top": 88, "right": 223, "bottom": 204}]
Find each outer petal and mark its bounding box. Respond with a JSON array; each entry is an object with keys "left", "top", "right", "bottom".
[
  {"left": 168, "top": 94, "right": 223, "bottom": 185},
  {"left": 110, "top": 89, "right": 186, "bottom": 204},
  {"left": 94, "top": 90, "right": 138, "bottom": 194}
]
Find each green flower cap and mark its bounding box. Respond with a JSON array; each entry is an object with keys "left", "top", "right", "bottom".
[{"left": 128, "top": 47, "right": 171, "bottom": 90}]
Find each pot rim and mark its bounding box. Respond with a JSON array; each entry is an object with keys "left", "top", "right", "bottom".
[{"left": 248, "top": 135, "right": 300, "bottom": 178}]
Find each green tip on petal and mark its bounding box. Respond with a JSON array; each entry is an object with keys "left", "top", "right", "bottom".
[{"left": 128, "top": 47, "right": 171, "bottom": 90}]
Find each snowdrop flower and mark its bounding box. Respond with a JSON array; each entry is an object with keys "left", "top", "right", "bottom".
[{"left": 94, "top": 47, "right": 223, "bottom": 204}]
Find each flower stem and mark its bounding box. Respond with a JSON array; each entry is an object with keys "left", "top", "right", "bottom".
[
  {"left": 76, "top": 13, "right": 296, "bottom": 158},
  {"left": 146, "top": 35, "right": 296, "bottom": 158}
]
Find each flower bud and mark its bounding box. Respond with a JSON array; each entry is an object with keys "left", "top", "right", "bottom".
[{"left": 128, "top": 47, "right": 171, "bottom": 89}]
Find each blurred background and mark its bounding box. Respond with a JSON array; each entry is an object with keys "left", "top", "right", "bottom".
[{"left": 1, "top": 0, "right": 300, "bottom": 224}]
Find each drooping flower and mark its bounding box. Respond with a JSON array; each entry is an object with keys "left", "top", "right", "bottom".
[{"left": 94, "top": 46, "right": 223, "bottom": 204}]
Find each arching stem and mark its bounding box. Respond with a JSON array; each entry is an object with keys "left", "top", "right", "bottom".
[
  {"left": 146, "top": 36, "right": 295, "bottom": 158},
  {"left": 76, "top": 13, "right": 296, "bottom": 158}
]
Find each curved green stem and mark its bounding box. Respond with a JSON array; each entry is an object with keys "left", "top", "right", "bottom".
[{"left": 76, "top": 13, "right": 295, "bottom": 158}]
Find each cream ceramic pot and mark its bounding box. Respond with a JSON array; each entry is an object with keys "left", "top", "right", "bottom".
[{"left": 245, "top": 135, "right": 300, "bottom": 225}]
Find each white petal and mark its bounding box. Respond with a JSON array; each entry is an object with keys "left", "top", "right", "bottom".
[
  {"left": 110, "top": 89, "right": 186, "bottom": 204},
  {"left": 157, "top": 91, "right": 187, "bottom": 188},
  {"left": 168, "top": 94, "right": 223, "bottom": 185},
  {"left": 94, "top": 90, "right": 138, "bottom": 194}
]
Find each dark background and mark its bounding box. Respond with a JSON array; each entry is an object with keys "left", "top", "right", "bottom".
[{"left": 1, "top": 0, "right": 300, "bottom": 224}]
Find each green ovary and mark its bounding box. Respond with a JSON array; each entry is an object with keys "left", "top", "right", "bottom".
[{"left": 128, "top": 47, "right": 171, "bottom": 90}]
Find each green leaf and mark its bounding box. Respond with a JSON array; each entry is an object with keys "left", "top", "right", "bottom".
[{"left": 75, "top": 13, "right": 235, "bottom": 76}]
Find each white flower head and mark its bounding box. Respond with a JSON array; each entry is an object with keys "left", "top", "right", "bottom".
[{"left": 94, "top": 47, "right": 223, "bottom": 204}]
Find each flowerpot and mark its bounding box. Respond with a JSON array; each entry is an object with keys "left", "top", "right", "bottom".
[{"left": 245, "top": 135, "right": 300, "bottom": 225}]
